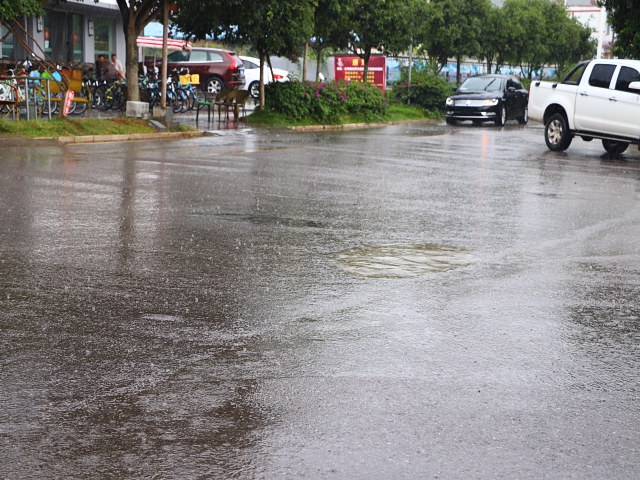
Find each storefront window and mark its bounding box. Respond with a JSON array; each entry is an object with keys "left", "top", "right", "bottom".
[
  {"left": 93, "top": 17, "right": 112, "bottom": 58},
  {"left": 72, "top": 14, "right": 83, "bottom": 62},
  {"left": 0, "top": 25, "right": 14, "bottom": 59},
  {"left": 43, "top": 11, "right": 53, "bottom": 56}
]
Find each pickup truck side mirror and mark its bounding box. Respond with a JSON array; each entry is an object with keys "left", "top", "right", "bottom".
[
  {"left": 452, "top": 86, "right": 457, "bottom": 92},
  {"left": 628, "top": 81, "right": 640, "bottom": 91},
  {"left": 507, "top": 86, "right": 516, "bottom": 92}
]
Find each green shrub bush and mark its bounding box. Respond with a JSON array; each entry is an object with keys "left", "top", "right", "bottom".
[
  {"left": 389, "top": 71, "right": 452, "bottom": 111},
  {"left": 264, "top": 80, "right": 387, "bottom": 123}
]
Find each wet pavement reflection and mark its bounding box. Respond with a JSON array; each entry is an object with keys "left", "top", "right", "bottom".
[{"left": 1, "top": 122, "right": 640, "bottom": 477}]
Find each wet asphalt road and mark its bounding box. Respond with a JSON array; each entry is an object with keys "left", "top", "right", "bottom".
[{"left": 1, "top": 121, "right": 640, "bottom": 478}]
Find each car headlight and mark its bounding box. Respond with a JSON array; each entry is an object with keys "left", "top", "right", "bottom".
[
  {"left": 446, "top": 97, "right": 454, "bottom": 106},
  {"left": 484, "top": 98, "right": 499, "bottom": 106}
]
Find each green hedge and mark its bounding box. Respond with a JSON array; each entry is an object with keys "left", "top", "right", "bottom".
[
  {"left": 264, "top": 80, "right": 387, "bottom": 124},
  {"left": 389, "top": 71, "right": 452, "bottom": 111}
]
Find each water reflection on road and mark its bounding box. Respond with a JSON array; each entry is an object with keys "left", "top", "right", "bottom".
[{"left": 1, "top": 123, "right": 640, "bottom": 478}]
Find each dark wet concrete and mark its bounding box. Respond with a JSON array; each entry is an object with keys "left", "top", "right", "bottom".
[{"left": 1, "top": 122, "right": 640, "bottom": 478}]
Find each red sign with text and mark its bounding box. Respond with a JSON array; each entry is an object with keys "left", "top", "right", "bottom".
[
  {"left": 63, "top": 90, "right": 75, "bottom": 116},
  {"left": 334, "top": 56, "right": 386, "bottom": 90}
]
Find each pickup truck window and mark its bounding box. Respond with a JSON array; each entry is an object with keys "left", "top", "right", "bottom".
[
  {"left": 588, "top": 64, "right": 616, "bottom": 89},
  {"left": 615, "top": 66, "right": 640, "bottom": 93},
  {"left": 562, "top": 63, "right": 587, "bottom": 85}
]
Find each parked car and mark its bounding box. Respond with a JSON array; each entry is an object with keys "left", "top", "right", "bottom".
[
  {"left": 145, "top": 47, "right": 245, "bottom": 94},
  {"left": 240, "top": 56, "right": 289, "bottom": 98},
  {"left": 529, "top": 59, "right": 640, "bottom": 153},
  {"left": 445, "top": 74, "right": 529, "bottom": 126}
]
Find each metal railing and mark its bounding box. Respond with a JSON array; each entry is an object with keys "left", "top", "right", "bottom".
[{"left": 0, "top": 75, "right": 55, "bottom": 121}]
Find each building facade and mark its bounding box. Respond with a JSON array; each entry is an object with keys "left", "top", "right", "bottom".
[
  {"left": 0, "top": 0, "right": 125, "bottom": 66},
  {"left": 565, "top": 0, "right": 612, "bottom": 58}
]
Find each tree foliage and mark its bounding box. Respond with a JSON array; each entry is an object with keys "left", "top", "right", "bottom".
[
  {"left": 0, "top": 0, "right": 46, "bottom": 20},
  {"left": 600, "top": 0, "right": 640, "bottom": 59},
  {"left": 418, "top": 0, "right": 594, "bottom": 79},
  {"left": 310, "top": 0, "right": 352, "bottom": 81},
  {"left": 115, "top": 0, "right": 163, "bottom": 101},
  {"left": 347, "top": 0, "right": 414, "bottom": 79},
  {"left": 174, "top": 0, "right": 313, "bottom": 107}
]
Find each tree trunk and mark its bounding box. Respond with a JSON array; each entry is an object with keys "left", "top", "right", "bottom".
[
  {"left": 362, "top": 47, "right": 371, "bottom": 83},
  {"left": 125, "top": 15, "right": 140, "bottom": 102},
  {"left": 302, "top": 41, "right": 308, "bottom": 81},
  {"left": 456, "top": 56, "right": 461, "bottom": 86},
  {"left": 266, "top": 54, "right": 275, "bottom": 84},
  {"left": 258, "top": 49, "right": 265, "bottom": 110},
  {"left": 486, "top": 58, "right": 492, "bottom": 75},
  {"left": 315, "top": 46, "right": 323, "bottom": 82}
]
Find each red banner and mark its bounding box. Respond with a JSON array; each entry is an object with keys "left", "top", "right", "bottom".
[
  {"left": 334, "top": 56, "right": 386, "bottom": 90},
  {"left": 63, "top": 90, "right": 75, "bottom": 116}
]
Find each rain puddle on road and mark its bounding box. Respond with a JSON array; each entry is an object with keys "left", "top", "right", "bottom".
[
  {"left": 334, "top": 244, "right": 476, "bottom": 278},
  {"left": 216, "top": 214, "right": 325, "bottom": 228}
]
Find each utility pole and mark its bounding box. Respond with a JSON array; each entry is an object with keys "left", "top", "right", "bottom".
[{"left": 161, "top": 0, "right": 168, "bottom": 109}]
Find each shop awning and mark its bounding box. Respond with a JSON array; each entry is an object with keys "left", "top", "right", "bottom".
[{"left": 137, "top": 36, "right": 192, "bottom": 50}]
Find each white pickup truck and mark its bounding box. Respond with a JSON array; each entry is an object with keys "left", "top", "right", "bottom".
[{"left": 529, "top": 59, "right": 640, "bottom": 153}]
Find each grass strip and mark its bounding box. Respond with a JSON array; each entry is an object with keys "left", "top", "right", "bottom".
[
  {"left": 246, "top": 104, "right": 442, "bottom": 127},
  {"left": 0, "top": 117, "right": 193, "bottom": 138}
]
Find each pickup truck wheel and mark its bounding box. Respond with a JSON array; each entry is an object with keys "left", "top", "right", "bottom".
[
  {"left": 445, "top": 118, "right": 457, "bottom": 125},
  {"left": 495, "top": 105, "right": 506, "bottom": 126},
  {"left": 545, "top": 113, "right": 572, "bottom": 151},
  {"left": 602, "top": 139, "right": 629, "bottom": 154},
  {"left": 517, "top": 107, "right": 528, "bottom": 125}
]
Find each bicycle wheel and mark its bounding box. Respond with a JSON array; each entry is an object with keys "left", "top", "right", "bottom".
[
  {"left": 114, "top": 87, "right": 126, "bottom": 111},
  {"left": 93, "top": 85, "right": 107, "bottom": 110},
  {"left": 104, "top": 86, "right": 115, "bottom": 110},
  {"left": 179, "top": 89, "right": 191, "bottom": 113},
  {"left": 70, "top": 86, "right": 89, "bottom": 115},
  {"left": 171, "top": 92, "right": 182, "bottom": 113}
]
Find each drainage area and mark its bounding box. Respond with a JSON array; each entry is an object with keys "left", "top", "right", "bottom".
[{"left": 334, "top": 244, "right": 476, "bottom": 278}]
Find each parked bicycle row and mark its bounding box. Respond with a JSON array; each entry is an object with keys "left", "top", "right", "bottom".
[{"left": 0, "top": 59, "right": 210, "bottom": 119}]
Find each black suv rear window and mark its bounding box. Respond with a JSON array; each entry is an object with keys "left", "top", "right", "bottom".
[{"left": 588, "top": 64, "right": 616, "bottom": 89}]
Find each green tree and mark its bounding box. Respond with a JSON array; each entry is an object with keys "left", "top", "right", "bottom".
[
  {"left": 347, "top": 0, "right": 414, "bottom": 81},
  {"left": 415, "top": 0, "right": 489, "bottom": 83},
  {"left": 0, "top": 0, "right": 45, "bottom": 20},
  {"left": 599, "top": 0, "right": 640, "bottom": 59},
  {"left": 547, "top": 7, "right": 595, "bottom": 75},
  {"left": 478, "top": 5, "right": 512, "bottom": 74},
  {"left": 310, "top": 0, "right": 352, "bottom": 81},
  {"left": 174, "top": 0, "right": 314, "bottom": 108},
  {"left": 502, "top": 0, "right": 548, "bottom": 79},
  {"left": 115, "top": 0, "right": 163, "bottom": 101},
  {"left": 0, "top": 0, "right": 47, "bottom": 43}
]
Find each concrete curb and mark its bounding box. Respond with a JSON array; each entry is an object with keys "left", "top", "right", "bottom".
[
  {"left": 287, "top": 119, "right": 439, "bottom": 132},
  {"left": 56, "top": 131, "right": 204, "bottom": 144}
]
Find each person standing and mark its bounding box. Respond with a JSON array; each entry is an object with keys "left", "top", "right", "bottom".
[
  {"left": 95, "top": 54, "right": 107, "bottom": 80},
  {"left": 111, "top": 53, "right": 125, "bottom": 80}
]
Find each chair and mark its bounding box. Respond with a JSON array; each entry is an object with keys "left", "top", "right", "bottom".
[
  {"left": 219, "top": 89, "right": 238, "bottom": 121},
  {"left": 195, "top": 91, "right": 216, "bottom": 122},
  {"left": 233, "top": 90, "right": 251, "bottom": 121}
]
